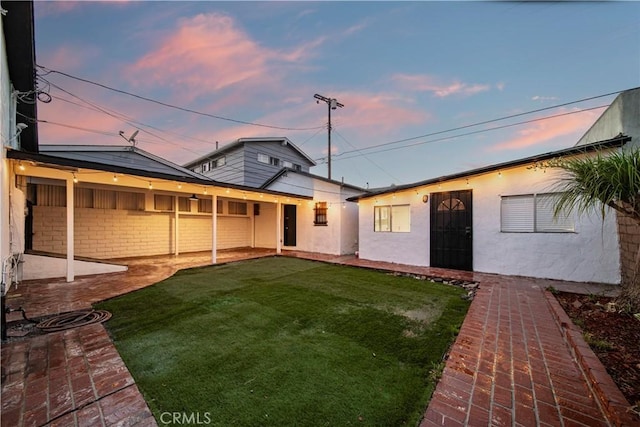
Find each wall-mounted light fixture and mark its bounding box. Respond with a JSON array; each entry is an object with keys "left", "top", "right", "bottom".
[{"left": 189, "top": 194, "right": 198, "bottom": 201}]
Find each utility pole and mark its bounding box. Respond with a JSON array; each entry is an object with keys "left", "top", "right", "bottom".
[{"left": 314, "top": 94, "right": 344, "bottom": 180}]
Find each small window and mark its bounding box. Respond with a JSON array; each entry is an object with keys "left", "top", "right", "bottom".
[
  {"left": 217, "top": 199, "right": 223, "bottom": 214},
  {"left": 314, "top": 202, "right": 328, "bottom": 226},
  {"left": 228, "top": 201, "right": 247, "bottom": 215},
  {"left": 374, "top": 205, "right": 410, "bottom": 232},
  {"left": 283, "top": 161, "right": 293, "bottom": 168},
  {"left": 94, "top": 189, "right": 116, "bottom": 209},
  {"left": 258, "top": 153, "right": 269, "bottom": 164},
  {"left": 437, "top": 198, "right": 465, "bottom": 211},
  {"left": 270, "top": 157, "right": 280, "bottom": 167},
  {"left": 178, "top": 197, "right": 191, "bottom": 212},
  {"left": 213, "top": 157, "right": 226, "bottom": 168},
  {"left": 116, "top": 191, "right": 144, "bottom": 211},
  {"left": 202, "top": 162, "right": 211, "bottom": 173},
  {"left": 154, "top": 195, "right": 174, "bottom": 211},
  {"left": 501, "top": 193, "right": 574, "bottom": 233},
  {"left": 294, "top": 164, "right": 302, "bottom": 172},
  {"left": 198, "top": 198, "right": 212, "bottom": 213},
  {"left": 74, "top": 188, "right": 93, "bottom": 208},
  {"left": 374, "top": 206, "right": 390, "bottom": 232}
]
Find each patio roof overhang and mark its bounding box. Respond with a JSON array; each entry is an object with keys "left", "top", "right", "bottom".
[
  {"left": 6, "top": 148, "right": 313, "bottom": 202},
  {"left": 347, "top": 134, "right": 631, "bottom": 202}
]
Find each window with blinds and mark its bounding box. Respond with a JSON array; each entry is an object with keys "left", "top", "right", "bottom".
[
  {"left": 228, "top": 201, "right": 247, "bottom": 215},
  {"left": 198, "top": 198, "right": 213, "bottom": 213},
  {"left": 501, "top": 193, "right": 574, "bottom": 233},
  {"left": 154, "top": 195, "right": 174, "bottom": 211},
  {"left": 178, "top": 197, "right": 191, "bottom": 212},
  {"left": 35, "top": 184, "right": 144, "bottom": 210}
]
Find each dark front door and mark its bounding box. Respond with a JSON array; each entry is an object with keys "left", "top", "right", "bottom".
[
  {"left": 430, "top": 190, "right": 473, "bottom": 271},
  {"left": 283, "top": 204, "right": 297, "bottom": 246}
]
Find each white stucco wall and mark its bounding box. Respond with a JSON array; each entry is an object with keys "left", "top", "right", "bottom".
[
  {"left": 358, "top": 164, "right": 621, "bottom": 284},
  {"left": 576, "top": 88, "right": 640, "bottom": 150},
  {"left": 265, "top": 173, "right": 360, "bottom": 255},
  {"left": 1, "top": 15, "right": 11, "bottom": 273}
]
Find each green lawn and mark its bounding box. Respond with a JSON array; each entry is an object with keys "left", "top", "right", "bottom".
[{"left": 97, "top": 257, "right": 469, "bottom": 426}]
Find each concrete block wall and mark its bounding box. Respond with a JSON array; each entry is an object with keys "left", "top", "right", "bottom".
[
  {"left": 617, "top": 212, "right": 640, "bottom": 284},
  {"left": 178, "top": 216, "right": 212, "bottom": 253},
  {"left": 33, "top": 206, "right": 175, "bottom": 259}
]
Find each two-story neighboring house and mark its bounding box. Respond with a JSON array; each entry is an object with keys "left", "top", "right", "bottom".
[
  {"left": 183, "top": 137, "right": 364, "bottom": 255},
  {"left": 183, "top": 137, "right": 316, "bottom": 187}
]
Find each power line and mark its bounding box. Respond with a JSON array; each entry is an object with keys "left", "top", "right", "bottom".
[
  {"left": 332, "top": 128, "right": 400, "bottom": 184},
  {"left": 329, "top": 87, "right": 637, "bottom": 159},
  {"left": 331, "top": 105, "right": 609, "bottom": 162},
  {"left": 37, "top": 65, "right": 326, "bottom": 132}
]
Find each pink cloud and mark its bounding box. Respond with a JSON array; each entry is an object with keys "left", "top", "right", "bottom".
[
  {"left": 128, "top": 13, "right": 321, "bottom": 98},
  {"left": 488, "top": 107, "right": 606, "bottom": 151},
  {"left": 39, "top": 45, "right": 101, "bottom": 73},
  {"left": 392, "top": 73, "right": 493, "bottom": 97}
]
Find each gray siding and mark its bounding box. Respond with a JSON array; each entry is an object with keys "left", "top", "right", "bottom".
[
  {"left": 186, "top": 140, "right": 314, "bottom": 188},
  {"left": 207, "top": 148, "right": 246, "bottom": 185}
]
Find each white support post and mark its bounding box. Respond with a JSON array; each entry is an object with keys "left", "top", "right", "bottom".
[
  {"left": 276, "top": 201, "right": 282, "bottom": 254},
  {"left": 66, "top": 177, "right": 75, "bottom": 282},
  {"left": 212, "top": 194, "right": 217, "bottom": 264},
  {"left": 174, "top": 196, "right": 180, "bottom": 256}
]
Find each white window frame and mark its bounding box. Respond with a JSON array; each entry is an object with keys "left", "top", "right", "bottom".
[
  {"left": 257, "top": 153, "right": 269, "bottom": 164},
  {"left": 202, "top": 162, "right": 211, "bottom": 173},
  {"left": 374, "top": 204, "right": 410, "bottom": 233},
  {"left": 501, "top": 193, "right": 574, "bottom": 233},
  {"left": 213, "top": 157, "right": 226, "bottom": 168}
]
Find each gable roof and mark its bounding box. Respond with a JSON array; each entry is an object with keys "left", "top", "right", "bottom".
[
  {"left": 261, "top": 168, "right": 368, "bottom": 192},
  {"left": 7, "top": 145, "right": 310, "bottom": 199},
  {"left": 348, "top": 134, "right": 631, "bottom": 201},
  {"left": 183, "top": 137, "right": 317, "bottom": 168},
  {"left": 38, "top": 145, "right": 208, "bottom": 180}
]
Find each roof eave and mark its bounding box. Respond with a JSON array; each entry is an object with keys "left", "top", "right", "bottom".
[
  {"left": 6, "top": 149, "right": 313, "bottom": 200},
  {"left": 347, "top": 134, "right": 631, "bottom": 201}
]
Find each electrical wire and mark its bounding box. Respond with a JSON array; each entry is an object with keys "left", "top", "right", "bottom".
[
  {"left": 37, "top": 65, "right": 326, "bottom": 132},
  {"left": 324, "top": 88, "right": 635, "bottom": 160},
  {"left": 328, "top": 104, "right": 610, "bottom": 162}
]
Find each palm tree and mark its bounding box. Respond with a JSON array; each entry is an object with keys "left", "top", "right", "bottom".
[{"left": 552, "top": 147, "right": 640, "bottom": 312}]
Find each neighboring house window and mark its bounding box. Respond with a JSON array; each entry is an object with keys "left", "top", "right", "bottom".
[
  {"left": 154, "top": 195, "right": 174, "bottom": 211},
  {"left": 269, "top": 156, "right": 280, "bottom": 166},
  {"left": 228, "top": 201, "right": 248, "bottom": 215},
  {"left": 212, "top": 157, "right": 226, "bottom": 168},
  {"left": 374, "top": 205, "right": 411, "bottom": 232},
  {"left": 294, "top": 164, "right": 302, "bottom": 171},
  {"left": 283, "top": 161, "right": 293, "bottom": 168},
  {"left": 202, "top": 162, "right": 211, "bottom": 173},
  {"left": 314, "top": 202, "right": 328, "bottom": 226},
  {"left": 198, "top": 198, "right": 212, "bottom": 213},
  {"left": 501, "top": 193, "right": 574, "bottom": 233},
  {"left": 258, "top": 153, "right": 269, "bottom": 164}
]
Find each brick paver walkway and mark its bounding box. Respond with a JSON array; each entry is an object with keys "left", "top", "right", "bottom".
[
  {"left": 420, "top": 276, "right": 634, "bottom": 426},
  {"left": 2, "top": 250, "right": 636, "bottom": 426},
  {"left": 1, "top": 324, "right": 154, "bottom": 427}
]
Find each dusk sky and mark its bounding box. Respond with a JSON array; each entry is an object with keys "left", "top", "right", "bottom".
[{"left": 34, "top": 1, "right": 640, "bottom": 188}]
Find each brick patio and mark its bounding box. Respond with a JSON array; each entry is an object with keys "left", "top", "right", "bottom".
[{"left": 2, "top": 250, "right": 636, "bottom": 426}]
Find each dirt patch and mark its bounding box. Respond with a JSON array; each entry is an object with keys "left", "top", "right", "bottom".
[{"left": 555, "top": 291, "right": 640, "bottom": 408}]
